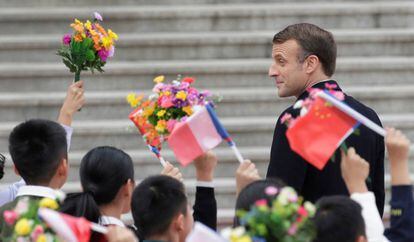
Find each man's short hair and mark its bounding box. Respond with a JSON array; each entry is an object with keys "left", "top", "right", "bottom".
[
  {"left": 131, "top": 175, "right": 188, "bottom": 239},
  {"left": 273, "top": 23, "right": 337, "bottom": 76},
  {"left": 8, "top": 119, "right": 67, "bottom": 184},
  {"left": 313, "top": 196, "right": 366, "bottom": 242}
]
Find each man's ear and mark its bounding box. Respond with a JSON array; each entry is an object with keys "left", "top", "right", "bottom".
[{"left": 304, "top": 54, "right": 320, "bottom": 74}]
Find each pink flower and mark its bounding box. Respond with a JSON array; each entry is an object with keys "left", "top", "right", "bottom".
[
  {"left": 94, "top": 12, "right": 103, "bottom": 21},
  {"left": 265, "top": 186, "right": 278, "bottom": 196},
  {"left": 98, "top": 49, "right": 109, "bottom": 62},
  {"left": 153, "top": 83, "right": 164, "bottom": 93},
  {"left": 31, "top": 225, "right": 44, "bottom": 241},
  {"left": 167, "top": 119, "right": 178, "bottom": 133},
  {"left": 288, "top": 223, "right": 298, "bottom": 235},
  {"left": 280, "top": 113, "right": 292, "bottom": 124},
  {"left": 108, "top": 45, "right": 115, "bottom": 58},
  {"left": 180, "top": 82, "right": 190, "bottom": 89},
  {"left": 325, "top": 83, "right": 338, "bottom": 90},
  {"left": 331, "top": 91, "right": 345, "bottom": 100},
  {"left": 3, "top": 210, "right": 17, "bottom": 225},
  {"left": 297, "top": 206, "right": 308, "bottom": 217},
  {"left": 255, "top": 199, "right": 267, "bottom": 207},
  {"left": 160, "top": 96, "right": 174, "bottom": 108},
  {"left": 62, "top": 34, "right": 71, "bottom": 45}
]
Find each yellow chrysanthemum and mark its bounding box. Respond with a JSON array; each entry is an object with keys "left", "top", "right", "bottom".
[
  {"left": 230, "top": 235, "right": 252, "bottom": 242},
  {"left": 153, "top": 75, "right": 165, "bottom": 83},
  {"left": 102, "top": 36, "right": 113, "bottom": 50},
  {"left": 157, "top": 110, "right": 167, "bottom": 118},
  {"left": 143, "top": 106, "right": 155, "bottom": 117},
  {"left": 162, "top": 91, "right": 171, "bottom": 96},
  {"left": 175, "top": 91, "right": 187, "bottom": 101},
  {"left": 36, "top": 234, "right": 47, "bottom": 242},
  {"left": 108, "top": 29, "right": 119, "bottom": 41},
  {"left": 39, "top": 198, "right": 59, "bottom": 210},
  {"left": 182, "top": 106, "right": 193, "bottom": 115},
  {"left": 15, "top": 218, "right": 31, "bottom": 236},
  {"left": 156, "top": 120, "right": 167, "bottom": 133},
  {"left": 84, "top": 20, "right": 92, "bottom": 30},
  {"left": 127, "top": 93, "right": 141, "bottom": 108}
]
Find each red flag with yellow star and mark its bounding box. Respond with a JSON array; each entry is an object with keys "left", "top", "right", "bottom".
[{"left": 286, "top": 96, "right": 359, "bottom": 170}]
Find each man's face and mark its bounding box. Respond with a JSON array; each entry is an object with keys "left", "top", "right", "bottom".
[{"left": 268, "top": 39, "right": 308, "bottom": 98}]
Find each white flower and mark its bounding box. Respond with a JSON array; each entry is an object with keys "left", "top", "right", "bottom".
[
  {"left": 54, "top": 190, "right": 66, "bottom": 203},
  {"left": 15, "top": 197, "right": 29, "bottom": 215},
  {"left": 304, "top": 201, "right": 316, "bottom": 216},
  {"left": 293, "top": 100, "right": 303, "bottom": 109},
  {"left": 300, "top": 107, "right": 308, "bottom": 117},
  {"left": 149, "top": 94, "right": 159, "bottom": 101},
  {"left": 278, "top": 187, "right": 298, "bottom": 204}
]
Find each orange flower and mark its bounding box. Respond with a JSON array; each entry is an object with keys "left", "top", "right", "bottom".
[
  {"left": 74, "top": 33, "right": 84, "bottom": 42},
  {"left": 94, "top": 23, "right": 108, "bottom": 36}
]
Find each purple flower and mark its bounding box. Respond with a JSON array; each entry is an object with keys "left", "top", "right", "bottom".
[
  {"left": 108, "top": 45, "right": 115, "bottom": 58},
  {"left": 62, "top": 34, "right": 72, "bottom": 45},
  {"left": 98, "top": 49, "right": 109, "bottom": 62},
  {"left": 94, "top": 12, "right": 103, "bottom": 21},
  {"left": 173, "top": 99, "right": 188, "bottom": 108}
]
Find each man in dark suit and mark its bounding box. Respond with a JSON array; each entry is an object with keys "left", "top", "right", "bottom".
[{"left": 266, "top": 23, "right": 385, "bottom": 216}]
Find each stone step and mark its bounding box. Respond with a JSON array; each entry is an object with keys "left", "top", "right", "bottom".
[
  {"left": 2, "top": 29, "right": 414, "bottom": 62},
  {"left": 0, "top": 57, "right": 413, "bottom": 92},
  {"left": 1, "top": 2, "right": 414, "bottom": 35},
  {"left": 2, "top": 0, "right": 413, "bottom": 8},
  {"left": 0, "top": 85, "right": 413, "bottom": 122},
  {"left": 0, "top": 114, "right": 412, "bottom": 151}
]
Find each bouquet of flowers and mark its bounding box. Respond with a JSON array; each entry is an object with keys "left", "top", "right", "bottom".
[
  {"left": 127, "top": 75, "right": 216, "bottom": 158},
  {"left": 3, "top": 193, "right": 65, "bottom": 241},
  {"left": 57, "top": 12, "right": 118, "bottom": 82},
  {"left": 221, "top": 186, "right": 316, "bottom": 242}
]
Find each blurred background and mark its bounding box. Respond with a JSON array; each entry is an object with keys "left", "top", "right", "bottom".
[{"left": 0, "top": 0, "right": 413, "bottom": 227}]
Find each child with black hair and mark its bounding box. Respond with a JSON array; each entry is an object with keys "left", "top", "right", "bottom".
[
  {"left": 0, "top": 153, "right": 5, "bottom": 181},
  {"left": 0, "top": 80, "right": 85, "bottom": 206},
  {"left": 60, "top": 146, "right": 135, "bottom": 227},
  {"left": 0, "top": 119, "right": 70, "bottom": 237}
]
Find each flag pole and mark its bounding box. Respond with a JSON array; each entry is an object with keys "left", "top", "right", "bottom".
[
  {"left": 317, "top": 91, "right": 386, "bottom": 137},
  {"left": 147, "top": 145, "right": 167, "bottom": 167},
  {"left": 230, "top": 144, "right": 244, "bottom": 163},
  {"left": 91, "top": 223, "right": 108, "bottom": 234}
]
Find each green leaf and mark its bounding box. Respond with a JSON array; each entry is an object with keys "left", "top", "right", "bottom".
[{"left": 85, "top": 50, "right": 95, "bottom": 62}]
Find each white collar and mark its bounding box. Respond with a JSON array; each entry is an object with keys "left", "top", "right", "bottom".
[
  {"left": 99, "top": 216, "right": 125, "bottom": 227},
  {"left": 16, "top": 185, "right": 57, "bottom": 200}
]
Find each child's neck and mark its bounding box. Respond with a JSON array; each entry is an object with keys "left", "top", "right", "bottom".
[{"left": 99, "top": 201, "right": 123, "bottom": 219}]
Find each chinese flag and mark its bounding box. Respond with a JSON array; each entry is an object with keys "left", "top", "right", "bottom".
[{"left": 286, "top": 96, "right": 359, "bottom": 170}]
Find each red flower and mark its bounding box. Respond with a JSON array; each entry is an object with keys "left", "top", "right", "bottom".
[{"left": 182, "top": 77, "right": 195, "bottom": 84}]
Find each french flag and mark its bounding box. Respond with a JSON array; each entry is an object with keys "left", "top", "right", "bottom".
[{"left": 168, "top": 104, "right": 236, "bottom": 166}]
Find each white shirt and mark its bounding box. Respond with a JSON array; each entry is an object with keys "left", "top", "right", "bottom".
[
  {"left": 0, "top": 124, "right": 73, "bottom": 206},
  {"left": 99, "top": 215, "right": 126, "bottom": 227},
  {"left": 351, "top": 192, "right": 390, "bottom": 242},
  {"left": 16, "top": 185, "right": 58, "bottom": 200}
]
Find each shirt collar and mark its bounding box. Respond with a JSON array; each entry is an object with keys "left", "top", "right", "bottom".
[
  {"left": 297, "top": 79, "right": 341, "bottom": 100},
  {"left": 99, "top": 216, "right": 125, "bottom": 227},
  {"left": 16, "top": 185, "right": 57, "bottom": 200}
]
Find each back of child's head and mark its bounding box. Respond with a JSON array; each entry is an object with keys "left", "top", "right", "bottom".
[
  {"left": 60, "top": 146, "right": 134, "bottom": 222},
  {"left": 131, "top": 175, "right": 188, "bottom": 239},
  {"left": 0, "top": 153, "right": 5, "bottom": 180},
  {"left": 8, "top": 119, "right": 67, "bottom": 185},
  {"left": 313, "top": 196, "right": 366, "bottom": 242}
]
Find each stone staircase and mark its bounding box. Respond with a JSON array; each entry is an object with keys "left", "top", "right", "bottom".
[{"left": 0, "top": 0, "right": 414, "bottom": 227}]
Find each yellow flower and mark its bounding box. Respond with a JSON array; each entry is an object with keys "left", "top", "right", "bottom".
[
  {"left": 84, "top": 20, "right": 92, "bottom": 30},
  {"left": 143, "top": 106, "right": 155, "bottom": 117},
  {"left": 39, "top": 198, "right": 59, "bottom": 210},
  {"left": 70, "top": 19, "right": 84, "bottom": 33},
  {"left": 15, "top": 218, "right": 31, "bottom": 236},
  {"left": 153, "top": 75, "right": 165, "bottom": 83},
  {"left": 182, "top": 106, "right": 193, "bottom": 115},
  {"left": 108, "top": 29, "right": 119, "bottom": 41},
  {"left": 36, "top": 234, "right": 47, "bottom": 242},
  {"left": 163, "top": 91, "right": 171, "bottom": 96},
  {"left": 102, "top": 36, "right": 113, "bottom": 50},
  {"left": 176, "top": 91, "right": 187, "bottom": 101},
  {"left": 156, "top": 120, "right": 167, "bottom": 133},
  {"left": 231, "top": 235, "right": 252, "bottom": 242},
  {"left": 157, "top": 110, "right": 166, "bottom": 117},
  {"left": 126, "top": 93, "right": 142, "bottom": 108}
]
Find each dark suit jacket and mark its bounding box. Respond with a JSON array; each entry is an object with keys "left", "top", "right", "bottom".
[
  {"left": 193, "top": 186, "right": 217, "bottom": 230},
  {"left": 266, "top": 80, "right": 385, "bottom": 216}
]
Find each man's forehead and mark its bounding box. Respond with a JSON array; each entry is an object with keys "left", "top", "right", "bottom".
[{"left": 272, "top": 39, "right": 300, "bottom": 57}]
